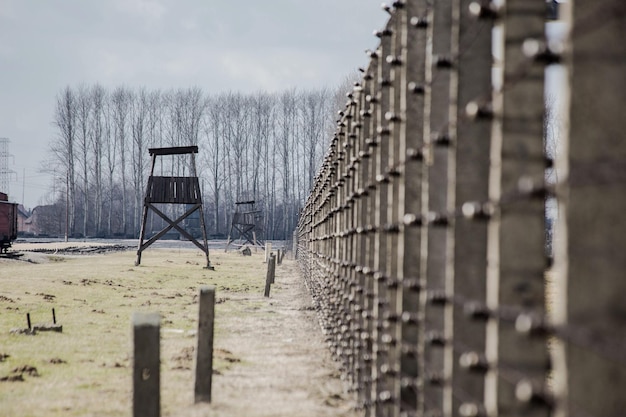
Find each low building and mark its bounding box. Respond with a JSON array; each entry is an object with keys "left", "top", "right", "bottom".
[
  {"left": 17, "top": 205, "right": 33, "bottom": 235},
  {"left": 18, "top": 205, "right": 64, "bottom": 237}
]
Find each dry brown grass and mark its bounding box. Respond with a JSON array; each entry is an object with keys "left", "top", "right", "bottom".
[{"left": 0, "top": 245, "right": 356, "bottom": 417}]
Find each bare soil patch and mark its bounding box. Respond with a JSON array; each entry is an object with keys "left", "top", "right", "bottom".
[{"left": 0, "top": 244, "right": 357, "bottom": 417}]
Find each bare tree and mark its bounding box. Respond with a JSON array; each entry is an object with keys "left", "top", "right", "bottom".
[
  {"left": 101, "top": 89, "right": 117, "bottom": 236},
  {"left": 277, "top": 89, "right": 298, "bottom": 239},
  {"left": 201, "top": 96, "right": 228, "bottom": 235},
  {"left": 183, "top": 87, "right": 205, "bottom": 147},
  {"left": 49, "top": 86, "right": 78, "bottom": 236},
  {"left": 226, "top": 93, "right": 252, "bottom": 200},
  {"left": 75, "top": 85, "right": 93, "bottom": 237},
  {"left": 299, "top": 88, "right": 331, "bottom": 195},
  {"left": 129, "top": 88, "right": 148, "bottom": 236},
  {"left": 90, "top": 84, "right": 107, "bottom": 235},
  {"left": 111, "top": 87, "right": 131, "bottom": 236}
]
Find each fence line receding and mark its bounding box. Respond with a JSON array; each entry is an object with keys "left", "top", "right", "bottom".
[{"left": 296, "top": 1, "right": 626, "bottom": 417}]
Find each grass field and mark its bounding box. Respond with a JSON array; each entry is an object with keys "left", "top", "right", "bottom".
[{"left": 0, "top": 245, "right": 354, "bottom": 417}]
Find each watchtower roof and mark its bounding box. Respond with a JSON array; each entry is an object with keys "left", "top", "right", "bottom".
[{"left": 148, "top": 146, "right": 198, "bottom": 156}]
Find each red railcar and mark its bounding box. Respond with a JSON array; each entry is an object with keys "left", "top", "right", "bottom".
[{"left": 0, "top": 192, "right": 18, "bottom": 252}]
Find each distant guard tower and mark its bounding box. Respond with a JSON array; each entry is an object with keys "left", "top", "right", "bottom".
[
  {"left": 135, "top": 146, "right": 213, "bottom": 269},
  {"left": 225, "top": 200, "right": 264, "bottom": 251}
]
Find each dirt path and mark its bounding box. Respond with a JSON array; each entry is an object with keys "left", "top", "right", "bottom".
[{"left": 186, "top": 258, "right": 358, "bottom": 417}]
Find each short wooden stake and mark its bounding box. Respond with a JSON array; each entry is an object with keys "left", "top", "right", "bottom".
[
  {"left": 52, "top": 308, "right": 56, "bottom": 324},
  {"left": 277, "top": 249, "right": 283, "bottom": 265},
  {"left": 26, "top": 313, "right": 31, "bottom": 330},
  {"left": 195, "top": 286, "right": 215, "bottom": 403},
  {"left": 270, "top": 253, "right": 276, "bottom": 284},
  {"left": 264, "top": 254, "right": 275, "bottom": 297},
  {"left": 264, "top": 242, "right": 272, "bottom": 263},
  {"left": 133, "top": 312, "right": 160, "bottom": 417}
]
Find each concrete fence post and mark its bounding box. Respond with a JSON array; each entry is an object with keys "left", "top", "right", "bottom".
[
  {"left": 551, "top": 2, "right": 626, "bottom": 416},
  {"left": 423, "top": 0, "right": 453, "bottom": 413},
  {"left": 359, "top": 60, "right": 377, "bottom": 412},
  {"left": 398, "top": 1, "right": 429, "bottom": 415},
  {"left": 486, "top": 2, "right": 550, "bottom": 416},
  {"left": 371, "top": 15, "right": 395, "bottom": 416},
  {"left": 449, "top": 1, "right": 494, "bottom": 415}
]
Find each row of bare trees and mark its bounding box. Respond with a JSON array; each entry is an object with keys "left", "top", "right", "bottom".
[{"left": 43, "top": 83, "right": 344, "bottom": 239}]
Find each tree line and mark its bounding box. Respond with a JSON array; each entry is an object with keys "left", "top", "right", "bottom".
[{"left": 43, "top": 83, "right": 349, "bottom": 240}]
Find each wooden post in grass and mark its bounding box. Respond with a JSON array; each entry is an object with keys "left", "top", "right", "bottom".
[
  {"left": 195, "top": 286, "right": 215, "bottom": 403},
  {"left": 133, "top": 312, "right": 160, "bottom": 417},
  {"left": 264, "top": 242, "right": 272, "bottom": 263},
  {"left": 264, "top": 263, "right": 271, "bottom": 297},
  {"left": 264, "top": 253, "right": 276, "bottom": 297}
]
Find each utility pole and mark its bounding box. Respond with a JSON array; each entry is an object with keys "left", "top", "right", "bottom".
[
  {"left": 0, "top": 138, "right": 14, "bottom": 196},
  {"left": 65, "top": 172, "right": 69, "bottom": 242},
  {"left": 22, "top": 168, "right": 25, "bottom": 206}
]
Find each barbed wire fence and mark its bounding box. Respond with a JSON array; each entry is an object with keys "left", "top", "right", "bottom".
[{"left": 296, "top": 1, "right": 625, "bottom": 417}]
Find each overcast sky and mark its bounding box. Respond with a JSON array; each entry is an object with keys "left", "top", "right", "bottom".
[{"left": 0, "top": 0, "right": 388, "bottom": 208}]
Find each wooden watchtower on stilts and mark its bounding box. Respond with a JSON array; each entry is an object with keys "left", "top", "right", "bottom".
[
  {"left": 135, "top": 146, "right": 213, "bottom": 269},
  {"left": 225, "top": 200, "right": 264, "bottom": 251}
]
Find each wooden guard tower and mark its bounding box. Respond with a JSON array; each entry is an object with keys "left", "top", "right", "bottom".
[
  {"left": 225, "top": 200, "right": 263, "bottom": 250},
  {"left": 135, "top": 146, "right": 213, "bottom": 269}
]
